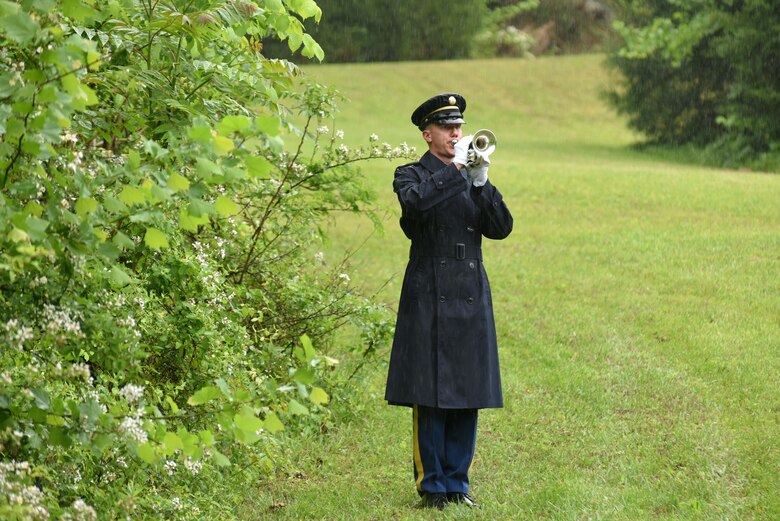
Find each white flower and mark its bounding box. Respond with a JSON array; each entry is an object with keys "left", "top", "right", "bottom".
[
  {"left": 316, "top": 125, "right": 329, "bottom": 134},
  {"left": 338, "top": 144, "right": 348, "bottom": 154},
  {"left": 164, "top": 459, "right": 177, "bottom": 476},
  {"left": 72, "top": 498, "right": 97, "bottom": 521},
  {"left": 183, "top": 457, "right": 202, "bottom": 475},
  {"left": 369, "top": 133, "right": 379, "bottom": 142},
  {"left": 338, "top": 273, "right": 350, "bottom": 284},
  {"left": 335, "top": 129, "right": 344, "bottom": 139},
  {"left": 119, "top": 383, "right": 145, "bottom": 404},
  {"left": 119, "top": 416, "right": 147, "bottom": 444},
  {"left": 314, "top": 251, "right": 324, "bottom": 264},
  {"left": 171, "top": 497, "right": 183, "bottom": 510},
  {"left": 68, "top": 363, "right": 91, "bottom": 382}
]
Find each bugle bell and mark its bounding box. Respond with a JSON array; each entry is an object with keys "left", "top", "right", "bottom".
[{"left": 469, "top": 129, "right": 496, "bottom": 165}]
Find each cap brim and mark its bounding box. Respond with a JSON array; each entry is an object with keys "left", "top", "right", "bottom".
[{"left": 437, "top": 116, "right": 465, "bottom": 125}]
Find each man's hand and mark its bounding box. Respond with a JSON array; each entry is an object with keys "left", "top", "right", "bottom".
[
  {"left": 453, "top": 135, "right": 473, "bottom": 167},
  {"left": 466, "top": 155, "right": 489, "bottom": 187}
]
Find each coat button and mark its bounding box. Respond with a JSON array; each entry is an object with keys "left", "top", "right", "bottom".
[
  {"left": 439, "top": 296, "right": 446, "bottom": 302},
  {"left": 440, "top": 260, "right": 447, "bottom": 267},
  {"left": 468, "top": 261, "right": 475, "bottom": 269},
  {"left": 467, "top": 297, "right": 474, "bottom": 304},
  {"left": 467, "top": 226, "right": 474, "bottom": 232}
]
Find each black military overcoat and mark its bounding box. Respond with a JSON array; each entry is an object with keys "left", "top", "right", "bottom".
[{"left": 385, "top": 151, "right": 513, "bottom": 409}]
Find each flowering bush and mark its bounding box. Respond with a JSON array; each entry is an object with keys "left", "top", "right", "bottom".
[{"left": 0, "top": 1, "right": 412, "bottom": 518}]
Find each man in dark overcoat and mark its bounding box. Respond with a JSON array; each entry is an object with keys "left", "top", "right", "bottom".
[{"left": 385, "top": 93, "right": 513, "bottom": 509}]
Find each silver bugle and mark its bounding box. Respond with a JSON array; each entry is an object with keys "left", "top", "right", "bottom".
[{"left": 471, "top": 129, "right": 496, "bottom": 156}]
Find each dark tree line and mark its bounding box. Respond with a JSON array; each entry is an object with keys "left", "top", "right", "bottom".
[{"left": 606, "top": 0, "right": 780, "bottom": 166}]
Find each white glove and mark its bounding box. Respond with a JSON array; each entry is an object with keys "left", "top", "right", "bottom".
[
  {"left": 466, "top": 155, "right": 489, "bottom": 187},
  {"left": 453, "top": 135, "right": 473, "bottom": 167}
]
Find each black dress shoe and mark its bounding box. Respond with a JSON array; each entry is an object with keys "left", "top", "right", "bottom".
[
  {"left": 421, "top": 492, "right": 448, "bottom": 510},
  {"left": 447, "top": 492, "right": 480, "bottom": 508}
]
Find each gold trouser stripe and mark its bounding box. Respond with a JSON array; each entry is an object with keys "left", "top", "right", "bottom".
[{"left": 413, "top": 405, "right": 425, "bottom": 491}]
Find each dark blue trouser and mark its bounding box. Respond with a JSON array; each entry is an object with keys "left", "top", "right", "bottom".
[{"left": 412, "top": 405, "right": 478, "bottom": 495}]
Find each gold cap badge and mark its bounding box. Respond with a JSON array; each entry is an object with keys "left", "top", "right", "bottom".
[{"left": 448, "top": 96, "right": 456, "bottom": 105}]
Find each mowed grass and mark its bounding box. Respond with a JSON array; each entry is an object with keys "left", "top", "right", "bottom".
[{"left": 248, "top": 55, "right": 780, "bottom": 520}]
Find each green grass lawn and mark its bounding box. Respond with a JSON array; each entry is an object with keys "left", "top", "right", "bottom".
[{"left": 248, "top": 55, "right": 780, "bottom": 520}]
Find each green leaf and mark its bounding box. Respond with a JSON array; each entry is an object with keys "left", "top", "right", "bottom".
[
  {"left": 109, "top": 265, "right": 133, "bottom": 287},
  {"left": 213, "top": 135, "right": 235, "bottom": 155},
  {"left": 245, "top": 155, "right": 272, "bottom": 178},
  {"left": 32, "top": 388, "right": 51, "bottom": 409},
  {"left": 178, "top": 209, "right": 209, "bottom": 232},
  {"left": 127, "top": 150, "right": 141, "bottom": 169},
  {"left": 162, "top": 432, "right": 183, "bottom": 455},
  {"left": 198, "top": 430, "right": 214, "bottom": 446},
  {"left": 217, "top": 115, "right": 251, "bottom": 135},
  {"left": 167, "top": 172, "right": 190, "bottom": 192},
  {"left": 215, "top": 195, "right": 239, "bottom": 216},
  {"left": 137, "top": 442, "right": 157, "bottom": 464},
  {"left": 180, "top": 430, "right": 201, "bottom": 458},
  {"left": 75, "top": 197, "right": 98, "bottom": 216},
  {"left": 212, "top": 450, "right": 231, "bottom": 467},
  {"left": 61, "top": 74, "right": 98, "bottom": 110},
  {"left": 98, "top": 241, "right": 121, "bottom": 260},
  {"left": 8, "top": 227, "right": 28, "bottom": 243},
  {"left": 234, "top": 412, "right": 263, "bottom": 434},
  {"left": 0, "top": 9, "right": 40, "bottom": 44},
  {"left": 61, "top": 0, "right": 99, "bottom": 21},
  {"left": 256, "top": 115, "right": 280, "bottom": 136},
  {"left": 49, "top": 427, "right": 72, "bottom": 447},
  {"left": 263, "top": 412, "right": 284, "bottom": 433},
  {"left": 24, "top": 216, "right": 49, "bottom": 241},
  {"left": 288, "top": 399, "right": 309, "bottom": 416},
  {"left": 195, "top": 158, "right": 219, "bottom": 180},
  {"left": 287, "top": 31, "right": 302, "bottom": 52},
  {"left": 289, "top": 0, "right": 322, "bottom": 22},
  {"left": 309, "top": 387, "right": 329, "bottom": 405},
  {"left": 93, "top": 434, "right": 113, "bottom": 453},
  {"left": 0, "top": 1, "right": 20, "bottom": 16},
  {"left": 112, "top": 232, "right": 135, "bottom": 250},
  {"left": 165, "top": 396, "right": 179, "bottom": 414},
  {"left": 46, "top": 414, "right": 67, "bottom": 426},
  {"left": 143, "top": 227, "right": 169, "bottom": 250},
  {"left": 188, "top": 125, "right": 212, "bottom": 144},
  {"left": 118, "top": 186, "right": 146, "bottom": 206},
  {"left": 187, "top": 198, "right": 215, "bottom": 217},
  {"left": 292, "top": 367, "right": 315, "bottom": 385},
  {"left": 187, "top": 386, "right": 222, "bottom": 406},
  {"left": 103, "top": 195, "right": 127, "bottom": 213},
  {"left": 300, "top": 334, "right": 316, "bottom": 363},
  {"left": 265, "top": 0, "right": 284, "bottom": 13},
  {"left": 301, "top": 34, "right": 324, "bottom": 61}
]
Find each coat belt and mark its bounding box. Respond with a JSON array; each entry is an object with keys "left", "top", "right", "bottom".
[{"left": 410, "top": 243, "right": 482, "bottom": 260}]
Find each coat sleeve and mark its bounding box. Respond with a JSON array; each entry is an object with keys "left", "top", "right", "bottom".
[
  {"left": 393, "top": 162, "right": 469, "bottom": 213},
  {"left": 474, "top": 180, "right": 513, "bottom": 240}
]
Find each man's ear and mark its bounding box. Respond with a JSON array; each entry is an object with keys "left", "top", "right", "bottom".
[{"left": 422, "top": 129, "right": 432, "bottom": 144}]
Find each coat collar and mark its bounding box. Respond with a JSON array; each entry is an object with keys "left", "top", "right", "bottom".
[{"left": 419, "top": 150, "right": 448, "bottom": 173}]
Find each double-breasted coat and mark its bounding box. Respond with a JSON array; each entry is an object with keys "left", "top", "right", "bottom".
[{"left": 385, "top": 151, "right": 513, "bottom": 409}]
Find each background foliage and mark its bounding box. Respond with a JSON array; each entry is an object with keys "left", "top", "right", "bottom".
[
  {"left": 0, "top": 0, "right": 410, "bottom": 518},
  {"left": 263, "top": 0, "right": 488, "bottom": 63},
  {"left": 606, "top": 0, "right": 780, "bottom": 168}
]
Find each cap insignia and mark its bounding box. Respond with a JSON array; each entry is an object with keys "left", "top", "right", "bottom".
[{"left": 448, "top": 96, "right": 456, "bottom": 105}]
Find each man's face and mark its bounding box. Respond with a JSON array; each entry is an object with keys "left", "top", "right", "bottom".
[{"left": 423, "top": 124, "right": 462, "bottom": 162}]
